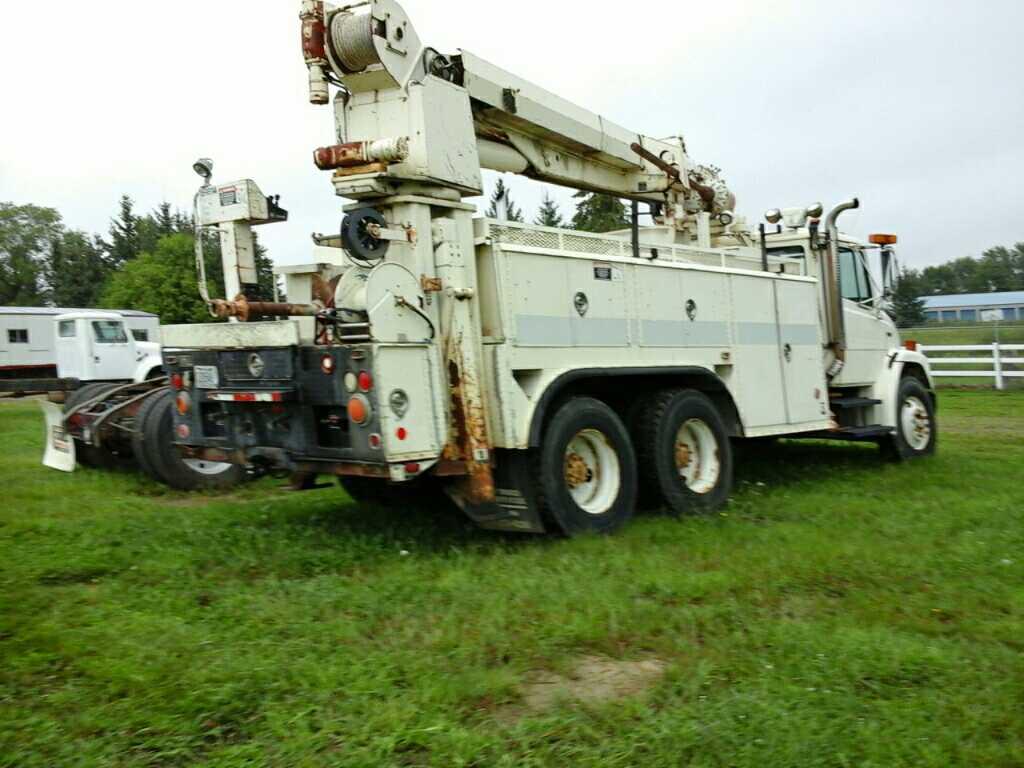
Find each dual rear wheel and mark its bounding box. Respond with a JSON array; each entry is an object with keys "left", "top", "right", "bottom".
[
  {"left": 537, "top": 390, "right": 734, "bottom": 535},
  {"left": 132, "top": 390, "right": 245, "bottom": 490}
]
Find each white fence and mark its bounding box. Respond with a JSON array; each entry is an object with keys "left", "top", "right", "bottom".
[{"left": 919, "top": 343, "right": 1024, "bottom": 390}]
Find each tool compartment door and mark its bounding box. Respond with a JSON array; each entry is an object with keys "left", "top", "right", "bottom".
[
  {"left": 730, "top": 275, "right": 788, "bottom": 428},
  {"left": 775, "top": 280, "right": 828, "bottom": 424}
]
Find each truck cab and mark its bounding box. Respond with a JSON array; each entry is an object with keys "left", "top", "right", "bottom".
[
  {"left": 54, "top": 312, "right": 164, "bottom": 383},
  {"left": 765, "top": 229, "right": 899, "bottom": 386}
]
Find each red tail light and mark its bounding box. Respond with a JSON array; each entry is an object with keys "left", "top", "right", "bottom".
[
  {"left": 171, "top": 373, "right": 184, "bottom": 390},
  {"left": 358, "top": 371, "right": 373, "bottom": 392}
]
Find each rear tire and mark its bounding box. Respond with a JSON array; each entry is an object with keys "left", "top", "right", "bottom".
[
  {"left": 537, "top": 397, "right": 637, "bottom": 536},
  {"left": 881, "top": 377, "right": 937, "bottom": 461},
  {"left": 131, "top": 389, "right": 168, "bottom": 481},
  {"left": 636, "top": 389, "right": 733, "bottom": 515},
  {"left": 143, "top": 391, "right": 246, "bottom": 490},
  {"left": 63, "top": 382, "right": 126, "bottom": 470}
]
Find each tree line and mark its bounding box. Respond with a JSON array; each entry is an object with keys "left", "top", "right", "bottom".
[
  {"left": 0, "top": 197, "right": 275, "bottom": 324},
  {"left": 887, "top": 244, "right": 1024, "bottom": 327}
]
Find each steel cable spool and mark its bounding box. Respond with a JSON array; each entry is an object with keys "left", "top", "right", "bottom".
[{"left": 332, "top": 12, "right": 379, "bottom": 73}]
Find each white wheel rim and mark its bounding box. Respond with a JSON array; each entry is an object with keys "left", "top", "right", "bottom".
[
  {"left": 183, "top": 458, "right": 236, "bottom": 476},
  {"left": 675, "top": 418, "right": 721, "bottom": 494},
  {"left": 900, "top": 395, "right": 932, "bottom": 451},
  {"left": 563, "top": 428, "right": 621, "bottom": 515}
]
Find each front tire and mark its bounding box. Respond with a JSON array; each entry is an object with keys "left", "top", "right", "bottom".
[
  {"left": 637, "top": 389, "right": 734, "bottom": 515},
  {"left": 538, "top": 397, "right": 637, "bottom": 536},
  {"left": 882, "top": 377, "right": 937, "bottom": 461}
]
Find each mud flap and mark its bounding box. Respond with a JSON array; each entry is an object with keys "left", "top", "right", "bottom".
[
  {"left": 40, "top": 400, "right": 76, "bottom": 472},
  {"left": 456, "top": 450, "right": 546, "bottom": 534}
]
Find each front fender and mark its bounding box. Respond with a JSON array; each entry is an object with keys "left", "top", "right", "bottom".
[
  {"left": 131, "top": 353, "right": 164, "bottom": 383},
  {"left": 868, "top": 348, "right": 936, "bottom": 428}
]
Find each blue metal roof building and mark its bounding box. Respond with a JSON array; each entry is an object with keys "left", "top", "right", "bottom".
[{"left": 920, "top": 291, "right": 1024, "bottom": 322}]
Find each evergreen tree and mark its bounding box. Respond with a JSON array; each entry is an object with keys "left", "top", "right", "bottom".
[
  {"left": 485, "top": 178, "right": 524, "bottom": 222},
  {"left": 534, "top": 193, "right": 564, "bottom": 228},
  {"left": 571, "top": 191, "right": 630, "bottom": 233},
  {"left": 889, "top": 268, "right": 928, "bottom": 327},
  {"left": 250, "top": 230, "right": 279, "bottom": 302},
  {"left": 0, "top": 202, "right": 63, "bottom": 306},
  {"left": 155, "top": 202, "right": 175, "bottom": 236},
  {"left": 44, "top": 230, "right": 109, "bottom": 307},
  {"left": 105, "top": 195, "right": 141, "bottom": 266}
]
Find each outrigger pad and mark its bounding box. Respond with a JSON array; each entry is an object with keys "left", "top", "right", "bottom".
[{"left": 40, "top": 400, "right": 76, "bottom": 472}]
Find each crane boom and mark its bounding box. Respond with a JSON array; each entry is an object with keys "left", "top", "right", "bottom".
[{"left": 303, "top": 0, "right": 735, "bottom": 243}]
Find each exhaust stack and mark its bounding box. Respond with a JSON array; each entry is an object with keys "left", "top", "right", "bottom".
[{"left": 822, "top": 197, "right": 860, "bottom": 372}]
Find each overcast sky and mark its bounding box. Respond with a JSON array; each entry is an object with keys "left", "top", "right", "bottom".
[{"left": 1, "top": 0, "right": 1022, "bottom": 271}]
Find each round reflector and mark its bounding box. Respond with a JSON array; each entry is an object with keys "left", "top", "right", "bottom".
[{"left": 347, "top": 395, "right": 370, "bottom": 425}]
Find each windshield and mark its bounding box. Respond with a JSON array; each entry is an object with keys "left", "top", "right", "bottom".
[{"left": 92, "top": 320, "right": 128, "bottom": 344}]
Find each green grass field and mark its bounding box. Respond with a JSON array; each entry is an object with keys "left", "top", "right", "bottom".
[{"left": 2, "top": 392, "right": 1023, "bottom": 767}]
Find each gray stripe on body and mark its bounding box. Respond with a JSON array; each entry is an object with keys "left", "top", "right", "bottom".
[
  {"left": 516, "top": 314, "right": 820, "bottom": 348},
  {"left": 515, "top": 314, "right": 628, "bottom": 346}
]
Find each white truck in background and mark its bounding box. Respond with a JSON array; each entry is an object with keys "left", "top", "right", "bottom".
[
  {"left": 0, "top": 307, "right": 160, "bottom": 389},
  {"left": 0, "top": 310, "right": 245, "bottom": 490},
  {"left": 115, "top": 1, "right": 940, "bottom": 534}
]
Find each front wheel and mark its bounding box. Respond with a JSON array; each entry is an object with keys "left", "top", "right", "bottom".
[
  {"left": 882, "top": 377, "right": 937, "bottom": 461},
  {"left": 636, "top": 389, "right": 734, "bottom": 515},
  {"left": 537, "top": 397, "right": 637, "bottom": 536}
]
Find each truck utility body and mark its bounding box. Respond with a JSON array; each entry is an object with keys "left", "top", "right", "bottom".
[{"left": 160, "top": 0, "right": 936, "bottom": 534}]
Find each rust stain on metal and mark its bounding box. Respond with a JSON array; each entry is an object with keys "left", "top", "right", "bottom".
[
  {"left": 294, "top": 461, "right": 391, "bottom": 479},
  {"left": 332, "top": 161, "right": 389, "bottom": 178},
  {"left": 420, "top": 275, "right": 443, "bottom": 293},
  {"left": 211, "top": 295, "right": 319, "bottom": 322},
  {"left": 433, "top": 459, "right": 468, "bottom": 476},
  {"left": 300, "top": 1, "right": 327, "bottom": 61},
  {"left": 445, "top": 332, "right": 495, "bottom": 504},
  {"left": 564, "top": 451, "right": 588, "bottom": 489},
  {"left": 314, "top": 142, "right": 369, "bottom": 170}
]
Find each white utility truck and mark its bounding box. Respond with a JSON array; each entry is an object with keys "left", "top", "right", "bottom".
[
  {"left": 0, "top": 307, "right": 160, "bottom": 388},
  {"left": 155, "top": 0, "right": 936, "bottom": 534}
]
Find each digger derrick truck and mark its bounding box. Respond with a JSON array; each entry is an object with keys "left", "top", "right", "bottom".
[{"left": 159, "top": 0, "right": 937, "bottom": 534}]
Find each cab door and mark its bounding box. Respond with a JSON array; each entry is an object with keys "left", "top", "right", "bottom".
[
  {"left": 55, "top": 319, "right": 88, "bottom": 378},
  {"left": 88, "top": 320, "right": 133, "bottom": 380}
]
